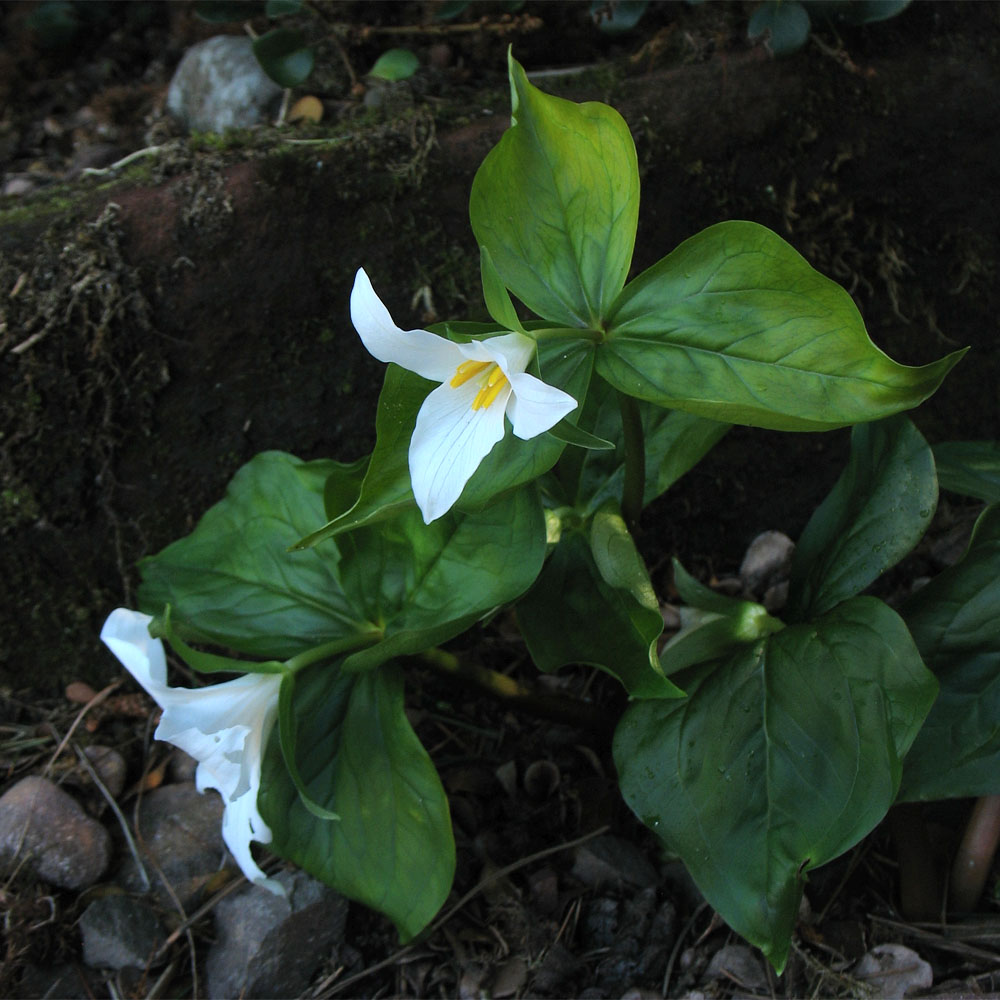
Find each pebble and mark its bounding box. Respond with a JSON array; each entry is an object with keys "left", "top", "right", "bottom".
[
  {"left": 739, "top": 530, "right": 795, "bottom": 597},
  {"left": 0, "top": 775, "right": 110, "bottom": 890},
  {"left": 205, "top": 869, "right": 349, "bottom": 999},
  {"left": 166, "top": 35, "right": 283, "bottom": 134},
  {"left": 79, "top": 893, "right": 166, "bottom": 970},
  {"left": 703, "top": 943, "right": 769, "bottom": 990},
  {"left": 116, "top": 782, "right": 225, "bottom": 908},
  {"left": 83, "top": 745, "right": 127, "bottom": 798}
]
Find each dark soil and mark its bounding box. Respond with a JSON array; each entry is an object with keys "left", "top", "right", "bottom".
[{"left": 2, "top": 1, "right": 1000, "bottom": 997}]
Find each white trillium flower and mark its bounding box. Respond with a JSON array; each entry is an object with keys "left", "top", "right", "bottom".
[
  {"left": 351, "top": 267, "right": 578, "bottom": 523},
  {"left": 100, "top": 608, "right": 284, "bottom": 895}
]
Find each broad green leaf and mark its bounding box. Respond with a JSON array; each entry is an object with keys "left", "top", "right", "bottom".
[
  {"left": 253, "top": 27, "right": 314, "bottom": 88},
  {"left": 517, "top": 530, "right": 680, "bottom": 698},
  {"left": 748, "top": 1, "right": 811, "bottom": 56},
  {"left": 469, "top": 52, "right": 639, "bottom": 329},
  {"left": 323, "top": 455, "right": 369, "bottom": 522},
  {"left": 369, "top": 48, "right": 419, "bottom": 82},
  {"left": 590, "top": 502, "right": 657, "bottom": 609},
  {"left": 340, "top": 488, "right": 547, "bottom": 672},
  {"left": 567, "top": 378, "right": 729, "bottom": 515},
  {"left": 293, "top": 365, "right": 425, "bottom": 547},
  {"left": 899, "top": 505, "right": 1000, "bottom": 800},
  {"left": 547, "top": 418, "right": 614, "bottom": 451},
  {"left": 786, "top": 416, "right": 937, "bottom": 621},
  {"left": 138, "top": 452, "right": 366, "bottom": 658},
  {"left": 479, "top": 245, "right": 525, "bottom": 334},
  {"left": 615, "top": 597, "right": 936, "bottom": 970},
  {"left": 260, "top": 662, "right": 454, "bottom": 941},
  {"left": 933, "top": 441, "right": 1000, "bottom": 503},
  {"left": 599, "top": 221, "right": 965, "bottom": 431}
]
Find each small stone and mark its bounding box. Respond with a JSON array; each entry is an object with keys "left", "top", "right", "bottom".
[
  {"left": 205, "top": 869, "right": 349, "bottom": 999},
  {"left": 166, "top": 35, "right": 283, "bottom": 134},
  {"left": 0, "top": 776, "right": 110, "bottom": 890},
  {"left": 571, "top": 834, "right": 658, "bottom": 891},
  {"left": 2, "top": 176, "right": 37, "bottom": 197},
  {"left": 117, "top": 783, "right": 225, "bottom": 908},
  {"left": 853, "top": 943, "right": 933, "bottom": 998},
  {"left": 703, "top": 943, "right": 769, "bottom": 990},
  {"left": 84, "top": 745, "right": 127, "bottom": 798},
  {"left": 80, "top": 894, "right": 166, "bottom": 970},
  {"left": 740, "top": 530, "right": 795, "bottom": 596}
]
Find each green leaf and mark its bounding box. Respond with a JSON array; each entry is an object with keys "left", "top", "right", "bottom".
[
  {"left": 266, "top": 0, "right": 302, "bottom": 15},
  {"left": 469, "top": 52, "right": 639, "bottom": 329},
  {"left": 341, "top": 488, "right": 547, "bottom": 672},
  {"left": 748, "top": 1, "right": 811, "bottom": 56},
  {"left": 260, "top": 662, "right": 454, "bottom": 941},
  {"left": 323, "top": 456, "right": 369, "bottom": 522},
  {"left": 590, "top": 502, "right": 657, "bottom": 609},
  {"left": 599, "top": 221, "right": 965, "bottom": 431},
  {"left": 479, "top": 245, "right": 525, "bottom": 334},
  {"left": 547, "top": 418, "right": 614, "bottom": 451},
  {"left": 899, "top": 505, "right": 1000, "bottom": 800},
  {"left": 292, "top": 365, "right": 425, "bottom": 547},
  {"left": 591, "top": 0, "right": 649, "bottom": 34},
  {"left": 615, "top": 597, "right": 936, "bottom": 970},
  {"left": 138, "top": 452, "right": 367, "bottom": 658},
  {"left": 786, "top": 416, "right": 937, "bottom": 621},
  {"left": 933, "top": 441, "right": 1000, "bottom": 503},
  {"left": 369, "top": 48, "right": 419, "bottom": 82},
  {"left": 253, "top": 27, "right": 315, "bottom": 87},
  {"left": 518, "top": 530, "right": 680, "bottom": 698}
]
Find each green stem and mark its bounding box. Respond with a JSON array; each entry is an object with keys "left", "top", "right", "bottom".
[
  {"left": 419, "top": 648, "right": 614, "bottom": 739},
  {"left": 618, "top": 390, "right": 646, "bottom": 532},
  {"left": 285, "top": 629, "right": 382, "bottom": 673}
]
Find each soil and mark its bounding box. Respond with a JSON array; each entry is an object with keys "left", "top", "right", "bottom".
[{"left": 1, "top": 1, "right": 1000, "bottom": 997}]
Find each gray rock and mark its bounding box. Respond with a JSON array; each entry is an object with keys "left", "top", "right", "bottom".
[
  {"left": 571, "top": 834, "right": 658, "bottom": 891},
  {"left": 166, "top": 35, "right": 283, "bottom": 134},
  {"left": 83, "top": 745, "right": 127, "bottom": 798},
  {"left": 17, "top": 962, "right": 95, "bottom": 999},
  {"left": 739, "top": 530, "right": 795, "bottom": 597},
  {"left": 79, "top": 894, "right": 166, "bottom": 970},
  {"left": 854, "top": 943, "right": 933, "bottom": 998},
  {"left": 117, "top": 783, "right": 226, "bottom": 908},
  {"left": 703, "top": 943, "right": 768, "bottom": 990},
  {"left": 0, "top": 775, "right": 110, "bottom": 890},
  {"left": 205, "top": 869, "right": 349, "bottom": 999}
]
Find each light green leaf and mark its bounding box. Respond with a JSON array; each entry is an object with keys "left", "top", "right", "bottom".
[
  {"left": 260, "top": 662, "right": 454, "bottom": 941},
  {"left": 479, "top": 245, "right": 525, "bottom": 334},
  {"left": 517, "top": 530, "right": 680, "bottom": 699},
  {"left": 138, "top": 452, "right": 366, "bottom": 658},
  {"left": 900, "top": 505, "right": 1000, "bottom": 800},
  {"left": 590, "top": 501, "right": 657, "bottom": 609},
  {"left": 340, "top": 488, "right": 547, "bottom": 673},
  {"left": 599, "top": 221, "right": 965, "bottom": 430},
  {"left": 933, "top": 441, "right": 1000, "bottom": 503},
  {"left": 469, "top": 52, "right": 639, "bottom": 329},
  {"left": 615, "top": 597, "right": 936, "bottom": 970},
  {"left": 369, "top": 48, "right": 419, "bottom": 82},
  {"left": 786, "top": 415, "right": 937, "bottom": 621}
]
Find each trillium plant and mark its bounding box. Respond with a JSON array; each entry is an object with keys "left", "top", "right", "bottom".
[{"left": 100, "top": 52, "right": 1000, "bottom": 970}]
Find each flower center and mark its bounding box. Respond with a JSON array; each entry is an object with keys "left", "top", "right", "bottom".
[{"left": 450, "top": 360, "right": 510, "bottom": 411}]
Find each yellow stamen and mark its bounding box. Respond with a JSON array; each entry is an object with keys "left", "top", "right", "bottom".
[
  {"left": 450, "top": 360, "right": 491, "bottom": 387},
  {"left": 472, "top": 367, "right": 510, "bottom": 410}
]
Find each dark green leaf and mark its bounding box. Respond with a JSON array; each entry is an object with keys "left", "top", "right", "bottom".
[
  {"left": 518, "top": 530, "right": 680, "bottom": 698},
  {"left": 591, "top": 0, "right": 649, "bottom": 34},
  {"left": 899, "top": 505, "right": 1000, "bottom": 800},
  {"left": 547, "top": 419, "right": 614, "bottom": 451},
  {"left": 138, "top": 452, "right": 366, "bottom": 658},
  {"left": 748, "top": 1, "right": 811, "bottom": 56},
  {"left": 253, "top": 27, "right": 315, "bottom": 87},
  {"left": 600, "top": 221, "right": 965, "bottom": 431},
  {"left": 786, "top": 416, "right": 937, "bottom": 621},
  {"left": 469, "top": 53, "right": 639, "bottom": 328},
  {"left": 266, "top": 0, "right": 302, "bottom": 15},
  {"left": 260, "top": 663, "right": 454, "bottom": 941},
  {"left": 615, "top": 597, "right": 936, "bottom": 970},
  {"left": 933, "top": 441, "right": 1000, "bottom": 503}
]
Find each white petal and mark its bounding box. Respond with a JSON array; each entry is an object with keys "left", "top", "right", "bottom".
[
  {"left": 479, "top": 331, "right": 535, "bottom": 376},
  {"left": 100, "top": 608, "right": 169, "bottom": 692},
  {"left": 507, "top": 372, "right": 578, "bottom": 439},
  {"left": 409, "top": 379, "right": 509, "bottom": 522},
  {"left": 350, "top": 268, "right": 461, "bottom": 381}
]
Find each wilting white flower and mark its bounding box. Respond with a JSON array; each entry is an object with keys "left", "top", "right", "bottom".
[
  {"left": 351, "top": 267, "right": 577, "bottom": 523},
  {"left": 100, "top": 608, "right": 283, "bottom": 895}
]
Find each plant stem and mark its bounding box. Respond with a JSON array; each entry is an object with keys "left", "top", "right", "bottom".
[
  {"left": 419, "top": 648, "right": 614, "bottom": 740},
  {"left": 950, "top": 795, "right": 1000, "bottom": 911},
  {"left": 285, "top": 630, "right": 382, "bottom": 673},
  {"left": 618, "top": 390, "right": 646, "bottom": 532}
]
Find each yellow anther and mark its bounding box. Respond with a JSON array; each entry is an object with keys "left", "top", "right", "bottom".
[
  {"left": 450, "top": 359, "right": 491, "bottom": 387},
  {"left": 472, "top": 369, "right": 510, "bottom": 410}
]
